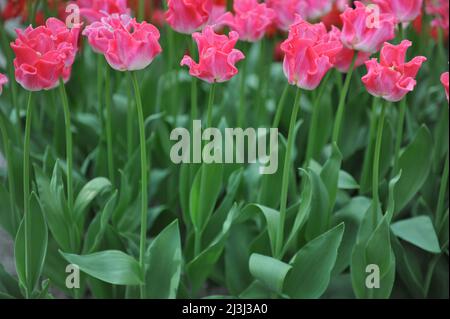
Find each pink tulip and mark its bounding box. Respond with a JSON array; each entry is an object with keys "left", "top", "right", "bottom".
[
  {"left": 372, "top": 0, "right": 423, "bottom": 23},
  {"left": 220, "top": 0, "right": 276, "bottom": 42},
  {"left": 10, "top": 18, "right": 80, "bottom": 91},
  {"left": 76, "top": 0, "right": 130, "bottom": 23},
  {"left": 180, "top": 26, "right": 245, "bottom": 83},
  {"left": 267, "top": 0, "right": 334, "bottom": 31},
  {"left": 83, "top": 14, "right": 162, "bottom": 71},
  {"left": 441, "top": 72, "right": 449, "bottom": 102},
  {"left": 362, "top": 40, "right": 426, "bottom": 102},
  {"left": 340, "top": 1, "right": 395, "bottom": 53},
  {"left": 280, "top": 17, "right": 343, "bottom": 90},
  {"left": 165, "top": 0, "right": 213, "bottom": 34},
  {"left": 0, "top": 73, "right": 8, "bottom": 95},
  {"left": 426, "top": 0, "right": 449, "bottom": 40},
  {"left": 328, "top": 26, "right": 371, "bottom": 73}
]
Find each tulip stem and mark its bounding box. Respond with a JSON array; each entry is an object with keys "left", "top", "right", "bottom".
[
  {"left": 105, "top": 66, "right": 115, "bottom": 183},
  {"left": 190, "top": 39, "right": 198, "bottom": 121},
  {"left": 435, "top": 152, "right": 449, "bottom": 229},
  {"left": 272, "top": 83, "right": 289, "bottom": 128},
  {"left": 237, "top": 52, "right": 247, "bottom": 127},
  {"left": 276, "top": 87, "right": 301, "bottom": 258},
  {"left": 332, "top": 54, "right": 357, "bottom": 144},
  {"left": 22, "top": 91, "right": 33, "bottom": 298},
  {"left": 305, "top": 72, "right": 331, "bottom": 164},
  {"left": 392, "top": 97, "right": 406, "bottom": 176},
  {"left": 58, "top": 79, "right": 74, "bottom": 213},
  {"left": 206, "top": 83, "right": 216, "bottom": 128},
  {"left": 138, "top": 0, "right": 145, "bottom": 21},
  {"left": 372, "top": 99, "right": 386, "bottom": 229},
  {"left": 0, "top": 111, "right": 18, "bottom": 232},
  {"left": 130, "top": 72, "right": 148, "bottom": 299}
]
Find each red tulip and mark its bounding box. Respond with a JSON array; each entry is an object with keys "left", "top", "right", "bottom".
[
  {"left": 0, "top": 73, "right": 8, "bottom": 95},
  {"left": 76, "top": 0, "right": 130, "bottom": 23},
  {"left": 10, "top": 18, "right": 80, "bottom": 91},
  {"left": 441, "top": 72, "right": 449, "bottom": 102},
  {"left": 180, "top": 26, "right": 245, "bottom": 83},
  {"left": 280, "top": 16, "right": 343, "bottom": 90},
  {"left": 426, "top": 0, "right": 449, "bottom": 40},
  {"left": 165, "top": 0, "right": 213, "bottom": 34},
  {"left": 83, "top": 14, "right": 162, "bottom": 71},
  {"left": 340, "top": 1, "right": 395, "bottom": 53},
  {"left": 372, "top": 0, "right": 423, "bottom": 23},
  {"left": 361, "top": 40, "right": 426, "bottom": 102},
  {"left": 220, "top": 0, "right": 276, "bottom": 42}
]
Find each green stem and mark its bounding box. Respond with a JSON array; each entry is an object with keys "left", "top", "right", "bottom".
[
  {"left": 276, "top": 88, "right": 301, "bottom": 258},
  {"left": 332, "top": 54, "right": 357, "bottom": 143},
  {"left": 105, "top": 66, "right": 115, "bottom": 183},
  {"left": 435, "top": 152, "right": 449, "bottom": 228},
  {"left": 126, "top": 75, "right": 135, "bottom": 158},
  {"left": 237, "top": 53, "right": 247, "bottom": 127},
  {"left": 0, "top": 112, "right": 17, "bottom": 231},
  {"left": 272, "top": 83, "right": 289, "bottom": 128},
  {"left": 206, "top": 83, "right": 216, "bottom": 128},
  {"left": 190, "top": 39, "right": 198, "bottom": 121},
  {"left": 392, "top": 98, "right": 406, "bottom": 176},
  {"left": 372, "top": 100, "right": 386, "bottom": 229},
  {"left": 305, "top": 72, "right": 331, "bottom": 163},
  {"left": 138, "top": 0, "right": 145, "bottom": 21},
  {"left": 22, "top": 92, "right": 33, "bottom": 298},
  {"left": 130, "top": 72, "right": 148, "bottom": 299},
  {"left": 58, "top": 79, "right": 73, "bottom": 212}
]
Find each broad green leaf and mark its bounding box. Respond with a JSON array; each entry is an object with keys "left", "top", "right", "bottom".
[
  {"left": 0, "top": 264, "right": 21, "bottom": 299},
  {"left": 74, "top": 177, "right": 112, "bottom": 225},
  {"left": 60, "top": 250, "right": 142, "bottom": 285},
  {"left": 83, "top": 191, "right": 118, "bottom": 253},
  {"left": 249, "top": 254, "right": 292, "bottom": 294},
  {"left": 239, "top": 281, "right": 272, "bottom": 299},
  {"left": 240, "top": 204, "right": 279, "bottom": 256},
  {"left": 386, "top": 172, "right": 402, "bottom": 224},
  {"left": 0, "top": 184, "right": 19, "bottom": 237},
  {"left": 189, "top": 162, "right": 223, "bottom": 233},
  {"left": 305, "top": 169, "right": 330, "bottom": 241},
  {"left": 391, "top": 216, "right": 441, "bottom": 253},
  {"left": 320, "top": 143, "right": 343, "bottom": 210},
  {"left": 144, "top": 220, "right": 182, "bottom": 299},
  {"left": 394, "top": 125, "right": 433, "bottom": 212},
  {"left": 14, "top": 193, "right": 48, "bottom": 295},
  {"left": 284, "top": 223, "right": 344, "bottom": 298},
  {"left": 187, "top": 204, "right": 239, "bottom": 293},
  {"left": 283, "top": 169, "right": 312, "bottom": 254},
  {"left": 338, "top": 170, "right": 359, "bottom": 190}
]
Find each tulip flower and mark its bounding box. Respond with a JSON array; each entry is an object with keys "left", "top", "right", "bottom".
[
  {"left": 220, "top": 0, "right": 276, "bottom": 42},
  {"left": 0, "top": 73, "right": 7, "bottom": 95},
  {"left": 361, "top": 40, "right": 427, "bottom": 102},
  {"left": 165, "top": 0, "right": 213, "bottom": 34},
  {"left": 441, "top": 72, "right": 449, "bottom": 102},
  {"left": 340, "top": 1, "right": 396, "bottom": 54},
  {"left": 181, "top": 26, "right": 245, "bottom": 84},
  {"left": 280, "top": 17, "right": 343, "bottom": 90},
  {"left": 83, "top": 14, "right": 162, "bottom": 71},
  {"left": 11, "top": 18, "right": 80, "bottom": 91},
  {"left": 373, "top": 0, "right": 423, "bottom": 23}
]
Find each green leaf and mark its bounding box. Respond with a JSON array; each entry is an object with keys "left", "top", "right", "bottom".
[
  {"left": 189, "top": 162, "right": 223, "bottom": 233},
  {"left": 144, "top": 220, "right": 182, "bottom": 299},
  {"left": 73, "top": 177, "right": 112, "bottom": 226},
  {"left": 338, "top": 170, "right": 360, "bottom": 190},
  {"left": 0, "top": 264, "right": 21, "bottom": 299},
  {"left": 249, "top": 254, "right": 292, "bottom": 294},
  {"left": 394, "top": 125, "right": 433, "bottom": 212},
  {"left": 0, "top": 184, "right": 19, "bottom": 237},
  {"left": 14, "top": 193, "right": 48, "bottom": 295},
  {"left": 241, "top": 204, "right": 279, "bottom": 256},
  {"left": 305, "top": 169, "right": 330, "bottom": 241},
  {"left": 284, "top": 223, "right": 344, "bottom": 298},
  {"left": 59, "top": 250, "right": 142, "bottom": 285},
  {"left": 83, "top": 191, "right": 118, "bottom": 253},
  {"left": 391, "top": 216, "right": 441, "bottom": 254},
  {"left": 320, "top": 143, "right": 343, "bottom": 210},
  {"left": 186, "top": 204, "right": 238, "bottom": 293}
]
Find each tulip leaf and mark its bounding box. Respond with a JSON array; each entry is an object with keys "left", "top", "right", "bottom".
[{"left": 249, "top": 253, "right": 292, "bottom": 294}]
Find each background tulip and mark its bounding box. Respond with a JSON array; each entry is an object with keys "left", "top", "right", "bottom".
[
  {"left": 76, "top": 0, "right": 130, "bottom": 23},
  {"left": 180, "top": 26, "right": 245, "bottom": 83},
  {"left": 441, "top": 71, "right": 449, "bottom": 102},
  {"left": 165, "top": 0, "right": 213, "bottom": 34},
  {"left": 373, "top": 0, "right": 423, "bottom": 23},
  {"left": 0, "top": 73, "right": 7, "bottom": 95}
]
